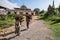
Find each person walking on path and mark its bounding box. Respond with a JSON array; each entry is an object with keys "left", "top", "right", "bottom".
[
  {"left": 14, "top": 12, "right": 24, "bottom": 36},
  {"left": 26, "top": 13, "right": 32, "bottom": 29}
]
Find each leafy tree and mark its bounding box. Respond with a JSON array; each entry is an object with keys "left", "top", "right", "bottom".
[
  {"left": 42, "top": 5, "right": 56, "bottom": 19},
  {"left": 40, "top": 10, "right": 44, "bottom": 14},
  {"left": 34, "top": 8, "right": 40, "bottom": 15}
]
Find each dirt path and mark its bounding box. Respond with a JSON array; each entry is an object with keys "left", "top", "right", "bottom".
[
  {"left": 0, "top": 16, "right": 36, "bottom": 35},
  {"left": 0, "top": 16, "right": 55, "bottom": 40},
  {"left": 10, "top": 16, "right": 55, "bottom": 40}
]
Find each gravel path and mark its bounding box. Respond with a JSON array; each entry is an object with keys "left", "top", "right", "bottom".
[{"left": 10, "top": 20, "right": 55, "bottom": 40}]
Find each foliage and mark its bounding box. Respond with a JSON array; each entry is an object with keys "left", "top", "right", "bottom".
[
  {"left": 44, "top": 20, "right": 60, "bottom": 37},
  {"left": 38, "top": 5, "right": 60, "bottom": 37},
  {"left": 39, "top": 10, "right": 44, "bottom": 14},
  {"left": 34, "top": 8, "right": 40, "bottom": 15},
  {"left": 58, "top": 5, "right": 60, "bottom": 12},
  {"left": 0, "top": 14, "right": 15, "bottom": 29}
]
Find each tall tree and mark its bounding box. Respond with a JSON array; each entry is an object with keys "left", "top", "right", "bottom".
[
  {"left": 33, "top": 8, "right": 40, "bottom": 15},
  {"left": 58, "top": 5, "right": 60, "bottom": 16},
  {"left": 58, "top": 5, "right": 60, "bottom": 12}
]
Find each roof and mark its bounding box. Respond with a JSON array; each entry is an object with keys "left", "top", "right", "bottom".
[
  {"left": 14, "top": 5, "right": 31, "bottom": 10},
  {"left": 20, "top": 5, "right": 27, "bottom": 9},
  {"left": 0, "top": 6, "right": 7, "bottom": 9}
]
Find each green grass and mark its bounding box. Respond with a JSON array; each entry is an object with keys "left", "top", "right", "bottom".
[
  {"left": 38, "top": 14, "right": 60, "bottom": 37},
  {"left": 44, "top": 20, "right": 60, "bottom": 37},
  {"left": 0, "top": 14, "right": 15, "bottom": 29},
  {"left": 38, "top": 8, "right": 60, "bottom": 37}
]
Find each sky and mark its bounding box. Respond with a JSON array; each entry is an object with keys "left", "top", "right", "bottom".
[{"left": 0, "top": 0, "right": 60, "bottom": 10}]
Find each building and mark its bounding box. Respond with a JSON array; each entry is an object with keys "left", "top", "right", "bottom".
[
  {"left": 0, "top": 5, "right": 35, "bottom": 15},
  {"left": 0, "top": 6, "right": 15, "bottom": 15},
  {"left": 0, "top": 6, "right": 8, "bottom": 15},
  {"left": 14, "top": 5, "right": 35, "bottom": 15}
]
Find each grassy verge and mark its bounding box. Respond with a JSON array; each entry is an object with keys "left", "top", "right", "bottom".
[
  {"left": 0, "top": 14, "right": 15, "bottom": 29},
  {"left": 38, "top": 12, "right": 60, "bottom": 37},
  {"left": 44, "top": 20, "right": 60, "bottom": 37}
]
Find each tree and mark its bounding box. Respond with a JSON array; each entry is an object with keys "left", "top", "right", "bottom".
[
  {"left": 43, "top": 5, "right": 56, "bottom": 19},
  {"left": 40, "top": 10, "right": 44, "bottom": 14},
  {"left": 58, "top": 5, "right": 60, "bottom": 13},
  {"left": 58, "top": 5, "right": 60, "bottom": 16},
  {"left": 33, "top": 8, "right": 40, "bottom": 15}
]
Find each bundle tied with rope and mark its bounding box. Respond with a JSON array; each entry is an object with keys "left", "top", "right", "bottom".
[{"left": 14, "top": 14, "right": 24, "bottom": 22}]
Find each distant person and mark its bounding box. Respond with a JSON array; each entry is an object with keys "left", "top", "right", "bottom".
[{"left": 26, "top": 13, "right": 32, "bottom": 29}]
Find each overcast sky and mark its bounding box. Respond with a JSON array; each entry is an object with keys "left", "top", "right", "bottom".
[{"left": 0, "top": 0, "right": 60, "bottom": 10}]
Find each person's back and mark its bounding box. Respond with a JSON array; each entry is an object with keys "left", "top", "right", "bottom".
[
  {"left": 14, "top": 14, "right": 20, "bottom": 21},
  {"left": 26, "top": 14, "right": 32, "bottom": 22},
  {"left": 26, "top": 13, "right": 31, "bottom": 29},
  {"left": 14, "top": 13, "right": 21, "bottom": 35}
]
